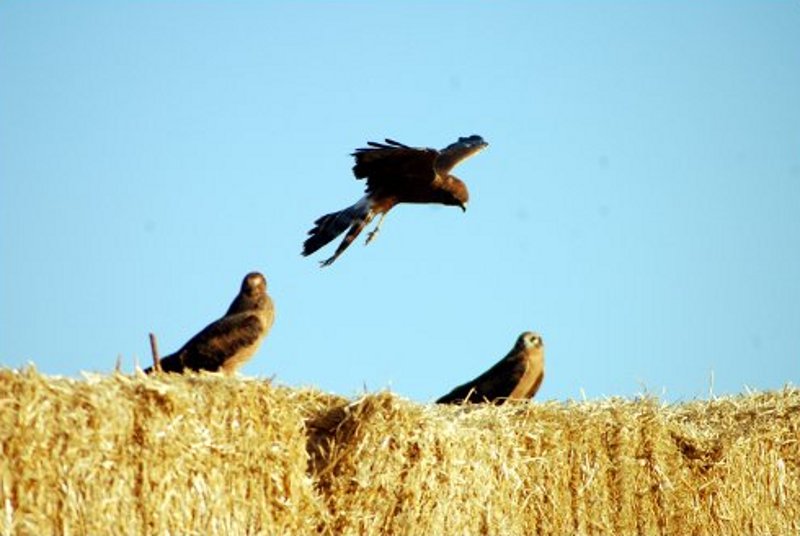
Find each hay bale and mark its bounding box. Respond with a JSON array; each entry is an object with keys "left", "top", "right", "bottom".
[
  {"left": 1, "top": 368, "right": 798, "bottom": 535},
  {"left": 311, "top": 390, "right": 800, "bottom": 535},
  {"left": 0, "top": 368, "right": 321, "bottom": 535}
]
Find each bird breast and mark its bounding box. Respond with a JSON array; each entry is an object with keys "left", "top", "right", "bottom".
[
  {"left": 507, "top": 350, "right": 544, "bottom": 400},
  {"left": 219, "top": 301, "right": 274, "bottom": 375}
]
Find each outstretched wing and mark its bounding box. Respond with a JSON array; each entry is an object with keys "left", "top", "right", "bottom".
[
  {"left": 436, "top": 355, "right": 526, "bottom": 405},
  {"left": 351, "top": 139, "right": 439, "bottom": 194},
  {"left": 434, "top": 135, "right": 488, "bottom": 175},
  {"left": 153, "top": 313, "right": 264, "bottom": 373}
]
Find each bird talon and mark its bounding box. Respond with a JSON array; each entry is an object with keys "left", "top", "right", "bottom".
[
  {"left": 365, "top": 229, "right": 379, "bottom": 244},
  {"left": 365, "top": 213, "right": 387, "bottom": 245},
  {"left": 320, "top": 257, "right": 335, "bottom": 268}
]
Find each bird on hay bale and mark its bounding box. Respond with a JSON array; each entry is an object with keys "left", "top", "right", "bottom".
[
  {"left": 302, "top": 135, "right": 489, "bottom": 267},
  {"left": 145, "top": 272, "right": 275, "bottom": 375},
  {"left": 436, "top": 332, "right": 545, "bottom": 405}
]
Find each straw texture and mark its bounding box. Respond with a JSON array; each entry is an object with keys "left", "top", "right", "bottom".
[{"left": 1, "top": 367, "right": 798, "bottom": 535}]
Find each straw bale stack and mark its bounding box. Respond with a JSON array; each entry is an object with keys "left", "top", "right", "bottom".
[
  {"left": 1, "top": 367, "right": 798, "bottom": 535},
  {"left": 0, "top": 368, "right": 321, "bottom": 535},
  {"left": 311, "top": 390, "right": 800, "bottom": 535}
]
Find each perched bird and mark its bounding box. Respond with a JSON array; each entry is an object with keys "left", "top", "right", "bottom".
[
  {"left": 145, "top": 272, "right": 275, "bottom": 375},
  {"left": 302, "top": 135, "right": 488, "bottom": 266},
  {"left": 436, "top": 332, "right": 545, "bottom": 405}
]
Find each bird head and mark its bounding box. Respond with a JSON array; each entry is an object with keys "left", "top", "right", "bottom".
[
  {"left": 519, "top": 331, "right": 544, "bottom": 351},
  {"left": 440, "top": 176, "right": 470, "bottom": 212},
  {"left": 226, "top": 272, "right": 269, "bottom": 316},
  {"left": 241, "top": 272, "right": 267, "bottom": 296}
]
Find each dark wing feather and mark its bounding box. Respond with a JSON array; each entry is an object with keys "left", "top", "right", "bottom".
[
  {"left": 436, "top": 355, "right": 527, "bottom": 405},
  {"left": 149, "top": 352, "right": 185, "bottom": 374},
  {"left": 351, "top": 139, "right": 439, "bottom": 193},
  {"left": 435, "top": 380, "right": 477, "bottom": 405},
  {"left": 383, "top": 139, "right": 411, "bottom": 148},
  {"left": 362, "top": 139, "right": 411, "bottom": 150},
  {"left": 153, "top": 313, "right": 263, "bottom": 373}
]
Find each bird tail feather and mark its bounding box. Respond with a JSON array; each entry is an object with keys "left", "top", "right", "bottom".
[
  {"left": 143, "top": 352, "right": 183, "bottom": 374},
  {"left": 302, "top": 197, "right": 373, "bottom": 266}
]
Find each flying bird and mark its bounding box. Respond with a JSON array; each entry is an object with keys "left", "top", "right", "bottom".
[
  {"left": 436, "top": 332, "right": 545, "bottom": 405},
  {"left": 302, "top": 135, "right": 488, "bottom": 266},
  {"left": 145, "top": 272, "right": 275, "bottom": 375}
]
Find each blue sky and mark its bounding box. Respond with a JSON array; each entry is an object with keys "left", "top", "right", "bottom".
[{"left": 2, "top": 2, "right": 798, "bottom": 402}]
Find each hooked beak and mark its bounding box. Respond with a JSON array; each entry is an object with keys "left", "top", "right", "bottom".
[{"left": 459, "top": 202, "right": 467, "bottom": 212}]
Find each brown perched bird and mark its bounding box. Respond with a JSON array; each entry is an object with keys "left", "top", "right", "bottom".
[
  {"left": 436, "top": 332, "right": 545, "bottom": 405},
  {"left": 302, "top": 135, "right": 488, "bottom": 266},
  {"left": 145, "top": 272, "right": 275, "bottom": 375}
]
